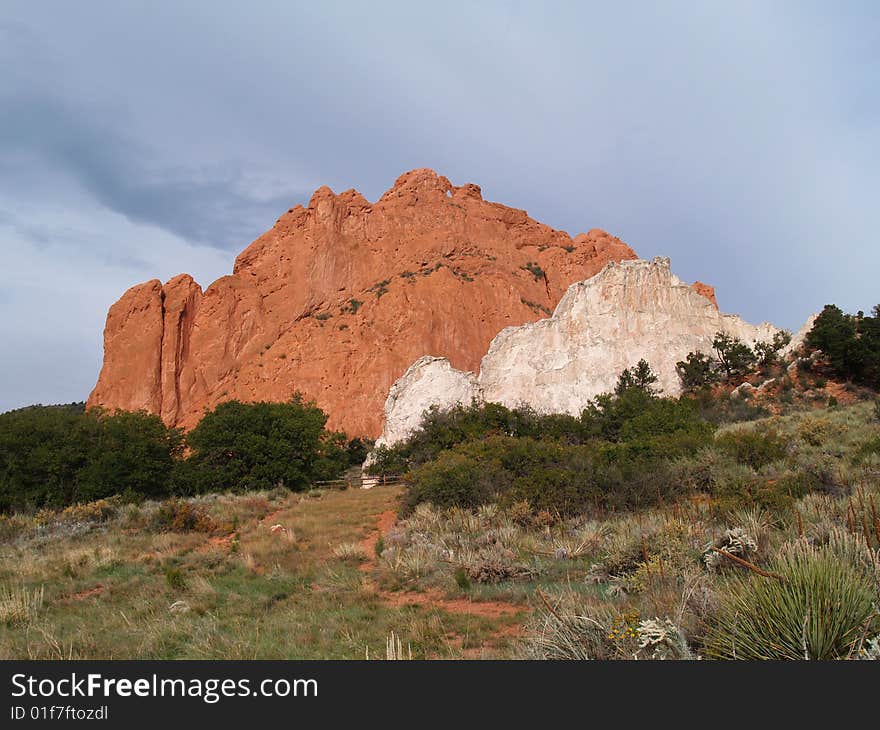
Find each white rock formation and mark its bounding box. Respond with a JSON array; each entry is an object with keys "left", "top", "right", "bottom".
[
  {"left": 369, "top": 356, "right": 481, "bottom": 453},
  {"left": 781, "top": 312, "right": 819, "bottom": 359},
  {"left": 374, "top": 258, "right": 784, "bottom": 449}
]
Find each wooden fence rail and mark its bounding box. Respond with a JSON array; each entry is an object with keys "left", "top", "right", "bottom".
[{"left": 313, "top": 474, "right": 406, "bottom": 490}]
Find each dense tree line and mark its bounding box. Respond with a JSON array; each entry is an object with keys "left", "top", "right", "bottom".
[
  {"left": 805, "top": 304, "right": 880, "bottom": 388},
  {"left": 0, "top": 404, "right": 180, "bottom": 510},
  {"left": 676, "top": 303, "right": 880, "bottom": 393},
  {"left": 0, "top": 397, "right": 362, "bottom": 512}
]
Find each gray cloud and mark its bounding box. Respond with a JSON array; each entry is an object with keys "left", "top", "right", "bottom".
[{"left": 0, "top": 96, "right": 305, "bottom": 249}]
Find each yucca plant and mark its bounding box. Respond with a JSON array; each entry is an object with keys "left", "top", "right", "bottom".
[
  {"left": 525, "top": 606, "right": 620, "bottom": 660},
  {"left": 704, "top": 541, "right": 878, "bottom": 660},
  {"left": 332, "top": 542, "right": 368, "bottom": 562}
]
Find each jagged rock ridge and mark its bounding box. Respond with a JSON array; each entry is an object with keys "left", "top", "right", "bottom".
[
  {"left": 374, "top": 257, "right": 783, "bottom": 448},
  {"left": 88, "top": 169, "right": 657, "bottom": 437}
]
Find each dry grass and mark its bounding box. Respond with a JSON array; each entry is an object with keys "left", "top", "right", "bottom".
[
  {"left": 0, "top": 584, "right": 44, "bottom": 626},
  {"left": 0, "top": 485, "right": 518, "bottom": 659}
]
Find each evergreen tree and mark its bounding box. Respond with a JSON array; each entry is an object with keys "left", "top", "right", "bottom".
[
  {"left": 799, "top": 304, "right": 880, "bottom": 387},
  {"left": 181, "top": 395, "right": 346, "bottom": 493},
  {"left": 712, "top": 332, "right": 756, "bottom": 380},
  {"left": 614, "top": 359, "right": 660, "bottom": 397},
  {"left": 676, "top": 351, "right": 719, "bottom": 391}
]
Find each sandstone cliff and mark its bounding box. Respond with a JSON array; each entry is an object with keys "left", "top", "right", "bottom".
[
  {"left": 375, "top": 257, "right": 782, "bottom": 448},
  {"left": 88, "top": 169, "right": 643, "bottom": 437}
]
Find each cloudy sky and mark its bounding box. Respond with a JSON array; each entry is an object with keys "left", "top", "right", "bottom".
[{"left": 1, "top": 1, "right": 877, "bottom": 412}]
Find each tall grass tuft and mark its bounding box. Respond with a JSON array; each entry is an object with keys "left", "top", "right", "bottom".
[
  {"left": 333, "top": 542, "right": 368, "bottom": 563},
  {"left": 0, "top": 584, "right": 44, "bottom": 626}
]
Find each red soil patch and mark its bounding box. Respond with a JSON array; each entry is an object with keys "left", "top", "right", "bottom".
[
  {"left": 824, "top": 381, "right": 858, "bottom": 405},
  {"left": 61, "top": 584, "right": 106, "bottom": 602},
  {"left": 377, "top": 589, "right": 523, "bottom": 619},
  {"left": 196, "top": 533, "right": 235, "bottom": 553}
]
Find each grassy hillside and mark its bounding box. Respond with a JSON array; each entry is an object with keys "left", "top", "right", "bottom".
[
  {"left": 1, "top": 401, "right": 878, "bottom": 660},
  {"left": 0, "top": 486, "right": 521, "bottom": 659}
]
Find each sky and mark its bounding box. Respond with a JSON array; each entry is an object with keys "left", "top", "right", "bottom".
[{"left": 1, "top": 1, "right": 878, "bottom": 413}]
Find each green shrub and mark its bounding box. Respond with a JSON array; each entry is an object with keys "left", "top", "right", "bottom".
[
  {"left": 402, "top": 448, "right": 503, "bottom": 514},
  {"left": 852, "top": 436, "right": 880, "bottom": 466},
  {"left": 613, "top": 360, "right": 659, "bottom": 397},
  {"left": 368, "top": 280, "right": 390, "bottom": 298},
  {"left": 707, "top": 466, "right": 821, "bottom": 516},
  {"left": 676, "top": 351, "right": 719, "bottom": 391},
  {"left": 0, "top": 515, "right": 30, "bottom": 544},
  {"left": 343, "top": 437, "right": 374, "bottom": 466},
  {"left": 710, "top": 473, "right": 771, "bottom": 515},
  {"left": 56, "top": 498, "right": 120, "bottom": 524},
  {"left": 704, "top": 541, "right": 878, "bottom": 659},
  {"left": 148, "top": 499, "right": 217, "bottom": 533},
  {"left": 673, "top": 447, "right": 735, "bottom": 493},
  {"left": 584, "top": 387, "right": 713, "bottom": 444},
  {"left": 382, "top": 368, "right": 716, "bottom": 516},
  {"left": 806, "top": 304, "right": 880, "bottom": 388},
  {"left": 368, "top": 401, "right": 588, "bottom": 475},
  {"left": 754, "top": 331, "right": 791, "bottom": 369},
  {"left": 796, "top": 417, "right": 833, "bottom": 447},
  {"left": 180, "top": 396, "right": 345, "bottom": 493},
  {"left": 691, "top": 390, "right": 770, "bottom": 424},
  {"left": 520, "top": 298, "right": 551, "bottom": 316},
  {"left": 520, "top": 261, "right": 545, "bottom": 280},
  {"left": 401, "top": 435, "right": 690, "bottom": 516},
  {"left": 715, "top": 426, "right": 789, "bottom": 470},
  {"left": 371, "top": 366, "right": 715, "bottom": 478},
  {"left": 454, "top": 566, "right": 471, "bottom": 590},
  {"left": 712, "top": 332, "right": 757, "bottom": 380},
  {"left": 165, "top": 567, "right": 187, "bottom": 591}
]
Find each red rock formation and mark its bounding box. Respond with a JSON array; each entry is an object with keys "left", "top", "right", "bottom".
[
  {"left": 88, "top": 169, "right": 638, "bottom": 437},
  {"left": 691, "top": 281, "right": 718, "bottom": 308}
]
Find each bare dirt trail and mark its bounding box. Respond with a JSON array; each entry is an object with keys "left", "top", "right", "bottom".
[{"left": 358, "top": 509, "right": 527, "bottom": 622}]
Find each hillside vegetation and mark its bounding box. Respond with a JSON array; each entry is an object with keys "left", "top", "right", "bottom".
[
  {"left": 1, "top": 395, "right": 878, "bottom": 659},
  {"left": 1, "top": 309, "right": 879, "bottom": 659}
]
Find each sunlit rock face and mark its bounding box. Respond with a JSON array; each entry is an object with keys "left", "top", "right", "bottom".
[{"left": 88, "top": 168, "right": 637, "bottom": 437}]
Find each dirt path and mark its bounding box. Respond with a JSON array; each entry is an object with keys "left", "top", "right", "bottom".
[{"left": 358, "top": 509, "right": 526, "bottom": 622}]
